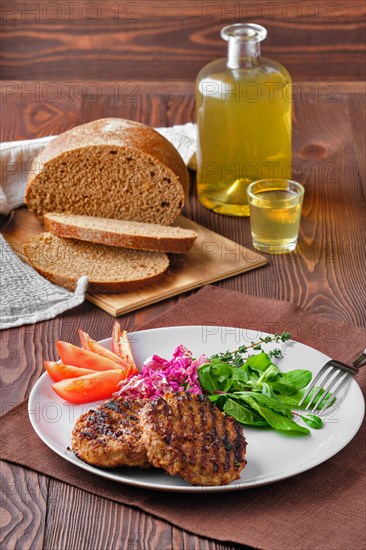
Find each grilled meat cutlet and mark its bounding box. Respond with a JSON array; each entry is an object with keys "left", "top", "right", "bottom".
[
  {"left": 71, "top": 398, "right": 149, "bottom": 468},
  {"left": 140, "top": 392, "right": 247, "bottom": 486}
]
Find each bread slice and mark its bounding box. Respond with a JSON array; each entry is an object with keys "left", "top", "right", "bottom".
[
  {"left": 44, "top": 213, "right": 197, "bottom": 254},
  {"left": 23, "top": 233, "right": 169, "bottom": 294},
  {"left": 25, "top": 118, "right": 189, "bottom": 226}
]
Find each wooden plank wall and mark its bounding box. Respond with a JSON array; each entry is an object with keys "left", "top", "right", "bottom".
[{"left": 0, "top": 0, "right": 365, "bottom": 81}]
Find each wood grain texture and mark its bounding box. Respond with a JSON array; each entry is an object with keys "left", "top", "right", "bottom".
[
  {"left": 2, "top": 210, "right": 267, "bottom": 316},
  {"left": 0, "top": 1, "right": 365, "bottom": 81},
  {"left": 0, "top": 463, "right": 48, "bottom": 549},
  {"left": 44, "top": 481, "right": 245, "bottom": 550},
  {"left": 0, "top": 80, "right": 365, "bottom": 550}
]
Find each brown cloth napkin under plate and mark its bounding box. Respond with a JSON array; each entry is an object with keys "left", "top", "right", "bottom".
[{"left": 1, "top": 286, "right": 365, "bottom": 549}]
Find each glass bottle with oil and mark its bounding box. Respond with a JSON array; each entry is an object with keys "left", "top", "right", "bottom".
[{"left": 196, "top": 23, "right": 292, "bottom": 216}]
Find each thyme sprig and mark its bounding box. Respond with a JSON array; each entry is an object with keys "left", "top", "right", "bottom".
[{"left": 210, "top": 331, "right": 291, "bottom": 367}]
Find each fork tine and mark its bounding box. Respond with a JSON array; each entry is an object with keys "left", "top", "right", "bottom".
[
  {"left": 319, "top": 372, "right": 354, "bottom": 415},
  {"left": 309, "top": 369, "right": 345, "bottom": 412},
  {"left": 298, "top": 361, "right": 333, "bottom": 409},
  {"left": 299, "top": 354, "right": 361, "bottom": 413},
  {"left": 303, "top": 366, "right": 338, "bottom": 411}
]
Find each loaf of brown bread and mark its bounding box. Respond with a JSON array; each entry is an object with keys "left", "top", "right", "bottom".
[
  {"left": 23, "top": 233, "right": 169, "bottom": 293},
  {"left": 25, "top": 119, "right": 189, "bottom": 225},
  {"left": 43, "top": 213, "right": 197, "bottom": 254}
]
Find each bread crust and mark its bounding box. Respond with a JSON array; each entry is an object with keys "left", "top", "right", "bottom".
[
  {"left": 25, "top": 119, "right": 189, "bottom": 213},
  {"left": 25, "top": 264, "right": 168, "bottom": 294},
  {"left": 44, "top": 214, "right": 197, "bottom": 254},
  {"left": 23, "top": 233, "right": 169, "bottom": 294}
]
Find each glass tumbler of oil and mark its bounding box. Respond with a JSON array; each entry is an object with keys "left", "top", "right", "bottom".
[
  {"left": 196, "top": 23, "right": 292, "bottom": 216},
  {"left": 247, "top": 179, "right": 304, "bottom": 254}
]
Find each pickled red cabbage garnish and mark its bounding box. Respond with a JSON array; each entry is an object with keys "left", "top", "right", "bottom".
[{"left": 114, "top": 345, "right": 206, "bottom": 399}]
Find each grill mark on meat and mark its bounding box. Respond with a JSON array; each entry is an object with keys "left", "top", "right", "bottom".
[
  {"left": 222, "top": 420, "right": 232, "bottom": 473},
  {"left": 234, "top": 418, "right": 245, "bottom": 466},
  {"left": 196, "top": 399, "right": 205, "bottom": 472},
  {"left": 163, "top": 399, "right": 173, "bottom": 445},
  {"left": 204, "top": 402, "right": 214, "bottom": 469},
  {"left": 213, "top": 401, "right": 222, "bottom": 474},
  {"left": 176, "top": 393, "right": 187, "bottom": 466},
  {"left": 104, "top": 399, "right": 124, "bottom": 413},
  {"left": 186, "top": 391, "right": 198, "bottom": 468},
  {"left": 73, "top": 392, "right": 247, "bottom": 486},
  {"left": 202, "top": 397, "right": 214, "bottom": 470},
  {"left": 230, "top": 420, "right": 238, "bottom": 472},
  {"left": 199, "top": 399, "right": 209, "bottom": 471},
  {"left": 196, "top": 396, "right": 207, "bottom": 473},
  {"left": 72, "top": 398, "right": 149, "bottom": 469},
  {"left": 210, "top": 403, "right": 221, "bottom": 474},
  {"left": 104, "top": 399, "right": 140, "bottom": 422},
  {"left": 216, "top": 403, "right": 228, "bottom": 473},
  {"left": 230, "top": 420, "right": 239, "bottom": 472}
]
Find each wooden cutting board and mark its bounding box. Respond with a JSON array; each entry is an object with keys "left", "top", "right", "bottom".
[{"left": 2, "top": 208, "right": 267, "bottom": 316}]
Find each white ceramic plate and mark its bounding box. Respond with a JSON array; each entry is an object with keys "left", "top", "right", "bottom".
[{"left": 28, "top": 326, "right": 364, "bottom": 493}]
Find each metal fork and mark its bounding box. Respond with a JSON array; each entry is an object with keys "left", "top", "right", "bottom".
[{"left": 298, "top": 349, "right": 366, "bottom": 414}]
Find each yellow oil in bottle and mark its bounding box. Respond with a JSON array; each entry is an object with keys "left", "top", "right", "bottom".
[{"left": 196, "top": 24, "right": 292, "bottom": 216}]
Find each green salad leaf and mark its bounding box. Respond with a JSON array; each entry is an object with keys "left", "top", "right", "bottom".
[
  {"left": 299, "top": 413, "right": 323, "bottom": 429},
  {"left": 197, "top": 332, "right": 331, "bottom": 436}
]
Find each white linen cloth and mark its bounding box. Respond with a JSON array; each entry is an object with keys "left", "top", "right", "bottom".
[
  {"left": 0, "top": 235, "right": 88, "bottom": 329},
  {"left": 0, "top": 123, "right": 197, "bottom": 329}
]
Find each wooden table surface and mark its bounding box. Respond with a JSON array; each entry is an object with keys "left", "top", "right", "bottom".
[
  {"left": 1, "top": 0, "right": 365, "bottom": 81},
  {"left": 1, "top": 80, "right": 365, "bottom": 550}
]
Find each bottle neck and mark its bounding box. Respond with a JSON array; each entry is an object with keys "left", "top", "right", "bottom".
[{"left": 227, "top": 39, "right": 261, "bottom": 69}]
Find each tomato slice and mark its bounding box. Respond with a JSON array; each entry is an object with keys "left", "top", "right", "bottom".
[
  {"left": 52, "top": 369, "right": 126, "bottom": 404},
  {"left": 112, "top": 321, "right": 124, "bottom": 356},
  {"left": 78, "top": 329, "right": 134, "bottom": 372},
  {"left": 44, "top": 361, "right": 95, "bottom": 383},
  {"left": 112, "top": 321, "right": 137, "bottom": 370},
  {"left": 56, "top": 341, "right": 122, "bottom": 372}
]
